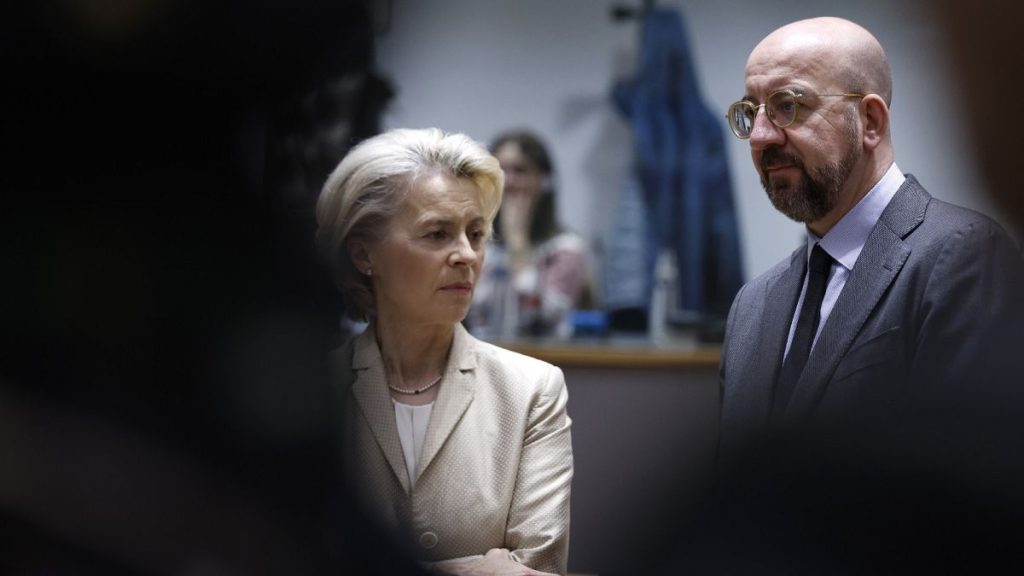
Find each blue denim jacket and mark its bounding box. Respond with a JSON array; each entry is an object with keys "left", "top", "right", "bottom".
[{"left": 607, "top": 7, "right": 744, "bottom": 318}]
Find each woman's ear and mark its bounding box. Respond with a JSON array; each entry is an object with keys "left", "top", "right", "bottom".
[
  {"left": 347, "top": 239, "right": 373, "bottom": 276},
  {"left": 861, "top": 94, "right": 889, "bottom": 151}
]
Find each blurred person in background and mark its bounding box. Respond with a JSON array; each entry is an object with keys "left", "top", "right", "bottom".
[
  {"left": 316, "top": 128, "right": 573, "bottom": 576},
  {"left": 467, "top": 131, "right": 595, "bottom": 340}
]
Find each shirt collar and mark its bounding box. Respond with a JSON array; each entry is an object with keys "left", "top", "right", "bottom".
[{"left": 807, "top": 162, "right": 905, "bottom": 270}]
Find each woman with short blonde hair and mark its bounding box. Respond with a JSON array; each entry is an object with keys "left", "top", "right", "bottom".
[{"left": 317, "top": 128, "right": 573, "bottom": 575}]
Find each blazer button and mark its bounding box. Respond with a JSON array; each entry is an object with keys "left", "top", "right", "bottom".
[{"left": 419, "top": 531, "right": 438, "bottom": 550}]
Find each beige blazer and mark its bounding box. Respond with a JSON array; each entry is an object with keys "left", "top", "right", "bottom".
[{"left": 335, "top": 323, "right": 573, "bottom": 574}]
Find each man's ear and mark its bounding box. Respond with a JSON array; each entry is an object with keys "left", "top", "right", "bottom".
[
  {"left": 861, "top": 94, "right": 889, "bottom": 150},
  {"left": 347, "top": 239, "right": 372, "bottom": 275}
]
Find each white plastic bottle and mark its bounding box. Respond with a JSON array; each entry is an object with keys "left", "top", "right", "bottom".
[{"left": 649, "top": 247, "right": 678, "bottom": 347}]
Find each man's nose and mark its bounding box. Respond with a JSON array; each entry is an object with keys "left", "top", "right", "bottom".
[{"left": 748, "top": 106, "right": 786, "bottom": 149}]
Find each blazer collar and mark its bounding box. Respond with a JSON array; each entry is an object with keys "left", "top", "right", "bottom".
[
  {"left": 349, "top": 323, "right": 409, "bottom": 493},
  {"left": 785, "top": 175, "right": 930, "bottom": 418},
  {"left": 349, "top": 322, "right": 479, "bottom": 493},
  {"left": 417, "top": 324, "right": 477, "bottom": 481}
]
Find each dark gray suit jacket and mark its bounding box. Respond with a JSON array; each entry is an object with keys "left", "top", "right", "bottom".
[{"left": 719, "top": 175, "right": 1023, "bottom": 458}]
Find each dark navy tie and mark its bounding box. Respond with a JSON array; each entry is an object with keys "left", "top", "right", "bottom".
[{"left": 773, "top": 244, "right": 833, "bottom": 416}]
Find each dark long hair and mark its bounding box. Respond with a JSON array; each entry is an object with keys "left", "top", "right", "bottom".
[{"left": 490, "top": 130, "right": 561, "bottom": 245}]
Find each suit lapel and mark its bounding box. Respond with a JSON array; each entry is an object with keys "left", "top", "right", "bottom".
[
  {"left": 787, "top": 177, "right": 930, "bottom": 417},
  {"left": 349, "top": 324, "right": 411, "bottom": 494},
  {"left": 729, "top": 247, "right": 806, "bottom": 426},
  {"left": 416, "top": 323, "right": 477, "bottom": 481},
  {"left": 763, "top": 248, "right": 808, "bottom": 374}
]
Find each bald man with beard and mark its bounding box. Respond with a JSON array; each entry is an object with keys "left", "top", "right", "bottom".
[
  {"left": 716, "top": 17, "right": 1023, "bottom": 459},
  {"left": 643, "top": 17, "right": 1024, "bottom": 574}
]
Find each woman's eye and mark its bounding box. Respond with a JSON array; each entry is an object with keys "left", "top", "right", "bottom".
[{"left": 426, "top": 230, "right": 447, "bottom": 240}]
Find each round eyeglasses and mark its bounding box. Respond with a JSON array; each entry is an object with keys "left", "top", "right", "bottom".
[{"left": 725, "top": 89, "right": 866, "bottom": 139}]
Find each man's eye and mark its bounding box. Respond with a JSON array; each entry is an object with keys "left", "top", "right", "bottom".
[{"left": 427, "top": 230, "right": 447, "bottom": 240}]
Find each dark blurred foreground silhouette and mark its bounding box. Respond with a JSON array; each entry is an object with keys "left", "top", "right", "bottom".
[{"left": 2, "top": 1, "right": 419, "bottom": 573}]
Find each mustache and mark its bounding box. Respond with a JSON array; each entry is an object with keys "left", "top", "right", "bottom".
[{"left": 760, "top": 148, "right": 805, "bottom": 173}]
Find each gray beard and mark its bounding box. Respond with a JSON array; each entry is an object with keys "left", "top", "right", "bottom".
[
  {"left": 761, "top": 154, "right": 853, "bottom": 224},
  {"left": 760, "top": 121, "right": 861, "bottom": 224}
]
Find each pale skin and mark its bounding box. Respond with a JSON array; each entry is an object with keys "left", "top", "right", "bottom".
[
  {"left": 744, "top": 17, "right": 894, "bottom": 237},
  {"left": 349, "top": 174, "right": 557, "bottom": 575},
  {"left": 431, "top": 548, "right": 558, "bottom": 576},
  {"left": 349, "top": 172, "right": 488, "bottom": 406}
]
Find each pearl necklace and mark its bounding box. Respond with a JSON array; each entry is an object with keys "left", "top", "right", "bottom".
[{"left": 387, "top": 374, "right": 443, "bottom": 395}]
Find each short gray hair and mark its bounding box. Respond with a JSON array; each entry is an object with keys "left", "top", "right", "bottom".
[{"left": 316, "top": 128, "right": 503, "bottom": 321}]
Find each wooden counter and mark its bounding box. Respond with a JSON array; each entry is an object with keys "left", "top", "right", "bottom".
[
  {"left": 491, "top": 337, "right": 722, "bottom": 573},
  {"left": 497, "top": 338, "right": 722, "bottom": 368}
]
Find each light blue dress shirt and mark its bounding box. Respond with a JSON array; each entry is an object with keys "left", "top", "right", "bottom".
[{"left": 783, "top": 162, "right": 906, "bottom": 359}]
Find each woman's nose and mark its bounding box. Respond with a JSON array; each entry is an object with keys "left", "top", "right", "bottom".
[{"left": 449, "top": 233, "right": 478, "bottom": 266}]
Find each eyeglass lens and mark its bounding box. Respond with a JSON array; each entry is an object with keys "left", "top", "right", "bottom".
[{"left": 729, "top": 91, "right": 798, "bottom": 137}]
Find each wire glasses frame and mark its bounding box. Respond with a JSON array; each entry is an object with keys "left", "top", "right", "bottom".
[{"left": 726, "top": 89, "right": 866, "bottom": 139}]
